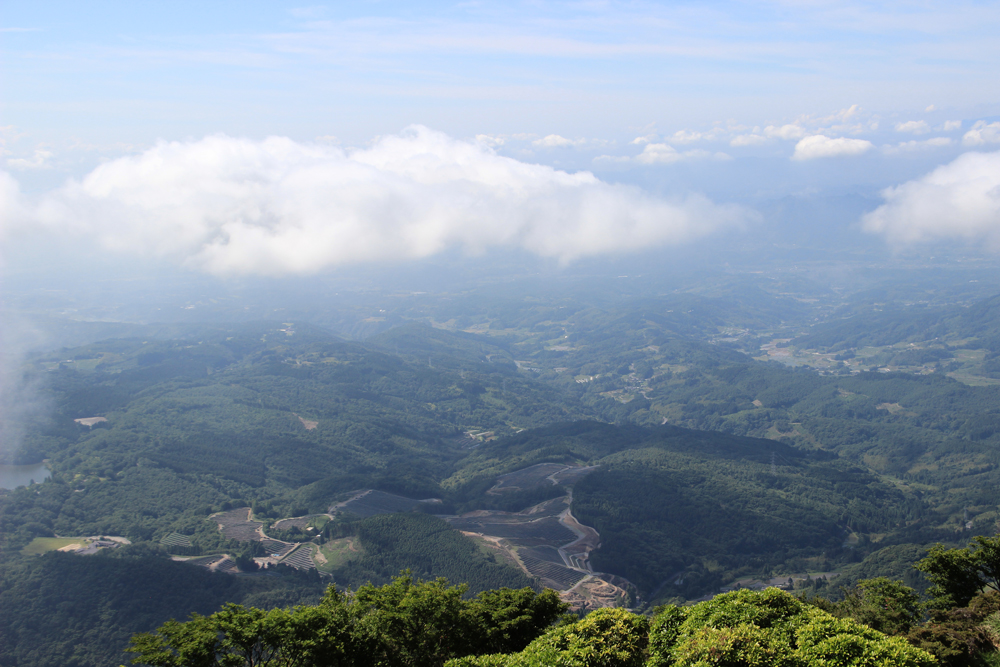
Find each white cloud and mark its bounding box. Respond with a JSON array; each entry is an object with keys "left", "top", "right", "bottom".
[
  {"left": 730, "top": 134, "right": 768, "bottom": 147},
  {"left": 925, "top": 105, "right": 936, "bottom": 113},
  {"left": 634, "top": 144, "right": 730, "bottom": 164},
  {"left": 863, "top": 151, "right": 1000, "bottom": 247},
  {"left": 630, "top": 134, "right": 657, "bottom": 145},
  {"left": 533, "top": 134, "right": 584, "bottom": 148},
  {"left": 475, "top": 134, "right": 505, "bottom": 148},
  {"left": 666, "top": 129, "right": 707, "bottom": 144},
  {"left": 764, "top": 124, "right": 809, "bottom": 140},
  {"left": 963, "top": 121, "right": 1000, "bottom": 146},
  {"left": 792, "top": 135, "right": 873, "bottom": 160},
  {"left": 942, "top": 120, "right": 962, "bottom": 132},
  {"left": 822, "top": 105, "right": 861, "bottom": 124},
  {"left": 5, "top": 127, "right": 751, "bottom": 275},
  {"left": 6, "top": 149, "right": 53, "bottom": 170},
  {"left": 895, "top": 120, "right": 930, "bottom": 134},
  {"left": 882, "top": 137, "right": 953, "bottom": 153},
  {"left": 635, "top": 144, "right": 683, "bottom": 164}
]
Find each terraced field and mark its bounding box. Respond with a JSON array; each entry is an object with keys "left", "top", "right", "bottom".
[
  {"left": 213, "top": 508, "right": 264, "bottom": 541},
  {"left": 333, "top": 490, "right": 439, "bottom": 517},
  {"left": 280, "top": 544, "right": 317, "bottom": 571},
  {"left": 518, "top": 545, "right": 565, "bottom": 564},
  {"left": 159, "top": 532, "right": 193, "bottom": 548},
  {"left": 215, "top": 558, "right": 238, "bottom": 574},
  {"left": 260, "top": 539, "right": 295, "bottom": 558},
  {"left": 518, "top": 555, "right": 587, "bottom": 590}
]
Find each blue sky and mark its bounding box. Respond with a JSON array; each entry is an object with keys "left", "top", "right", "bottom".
[{"left": 2, "top": 1, "right": 1000, "bottom": 272}]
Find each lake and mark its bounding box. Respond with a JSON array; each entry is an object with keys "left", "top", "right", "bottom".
[{"left": 0, "top": 462, "right": 51, "bottom": 490}]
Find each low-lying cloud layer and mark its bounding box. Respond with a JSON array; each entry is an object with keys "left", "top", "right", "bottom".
[
  {"left": 863, "top": 151, "right": 1000, "bottom": 247},
  {"left": 3, "top": 127, "right": 751, "bottom": 276}
]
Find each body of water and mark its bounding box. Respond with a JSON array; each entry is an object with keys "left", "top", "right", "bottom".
[{"left": 0, "top": 463, "right": 51, "bottom": 490}]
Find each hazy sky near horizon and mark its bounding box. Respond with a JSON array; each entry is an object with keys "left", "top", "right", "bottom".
[{"left": 3, "top": 0, "right": 1000, "bottom": 273}]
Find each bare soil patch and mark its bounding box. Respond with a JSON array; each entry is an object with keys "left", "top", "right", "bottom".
[{"left": 293, "top": 413, "right": 318, "bottom": 430}]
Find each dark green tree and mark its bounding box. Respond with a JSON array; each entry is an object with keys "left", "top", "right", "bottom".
[
  {"left": 836, "top": 577, "right": 922, "bottom": 636},
  {"left": 128, "top": 575, "right": 567, "bottom": 667},
  {"left": 127, "top": 589, "right": 356, "bottom": 667},
  {"left": 916, "top": 536, "right": 1000, "bottom": 609}
]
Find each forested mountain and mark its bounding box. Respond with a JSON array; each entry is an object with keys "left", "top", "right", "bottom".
[{"left": 7, "top": 286, "right": 1000, "bottom": 665}]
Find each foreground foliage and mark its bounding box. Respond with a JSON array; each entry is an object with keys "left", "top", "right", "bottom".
[
  {"left": 128, "top": 575, "right": 567, "bottom": 667},
  {"left": 131, "top": 579, "right": 936, "bottom": 667},
  {"left": 454, "top": 588, "right": 936, "bottom": 667}
]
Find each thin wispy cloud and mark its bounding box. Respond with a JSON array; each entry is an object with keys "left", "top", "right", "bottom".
[
  {"left": 633, "top": 144, "right": 731, "bottom": 165},
  {"left": 882, "top": 137, "right": 953, "bottom": 154}
]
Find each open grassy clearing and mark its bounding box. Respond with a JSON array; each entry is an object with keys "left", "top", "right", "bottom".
[
  {"left": 316, "top": 537, "right": 361, "bottom": 572},
  {"left": 21, "top": 537, "right": 90, "bottom": 556}
]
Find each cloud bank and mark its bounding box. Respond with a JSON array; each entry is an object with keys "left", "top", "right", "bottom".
[
  {"left": 3, "top": 127, "right": 750, "bottom": 275},
  {"left": 862, "top": 151, "right": 1000, "bottom": 247}
]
